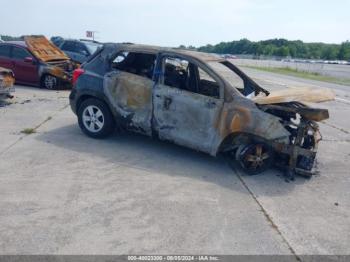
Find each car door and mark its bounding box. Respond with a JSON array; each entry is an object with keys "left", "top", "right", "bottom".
[
  {"left": 11, "top": 46, "right": 39, "bottom": 84},
  {"left": 152, "top": 55, "right": 224, "bottom": 154},
  {"left": 0, "top": 44, "right": 14, "bottom": 71},
  {"left": 103, "top": 52, "right": 156, "bottom": 136}
]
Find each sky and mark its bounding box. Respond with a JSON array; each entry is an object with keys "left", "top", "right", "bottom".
[{"left": 1, "top": 0, "right": 349, "bottom": 46}]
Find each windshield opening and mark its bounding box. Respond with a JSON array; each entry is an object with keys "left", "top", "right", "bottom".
[
  {"left": 208, "top": 60, "right": 269, "bottom": 98},
  {"left": 208, "top": 61, "right": 245, "bottom": 90}
]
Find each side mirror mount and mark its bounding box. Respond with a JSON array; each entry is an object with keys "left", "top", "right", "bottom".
[{"left": 24, "top": 57, "right": 34, "bottom": 63}]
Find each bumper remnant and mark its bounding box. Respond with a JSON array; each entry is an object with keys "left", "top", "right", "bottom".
[{"left": 0, "top": 67, "right": 15, "bottom": 97}]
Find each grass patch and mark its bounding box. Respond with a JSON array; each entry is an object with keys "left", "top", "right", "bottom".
[
  {"left": 21, "top": 128, "right": 36, "bottom": 135},
  {"left": 19, "top": 116, "right": 53, "bottom": 135},
  {"left": 244, "top": 65, "right": 350, "bottom": 86}
]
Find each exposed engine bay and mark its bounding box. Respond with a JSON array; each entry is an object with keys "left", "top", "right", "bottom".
[
  {"left": 25, "top": 36, "right": 79, "bottom": 85},
  {"left": 258, "top": 101, "right": 328, "bottom": 178}
]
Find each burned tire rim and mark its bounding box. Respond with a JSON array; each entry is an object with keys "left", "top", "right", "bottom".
[
  {"left": 82, "top": 105, "right": 105, "bottom": 133},
  {"left": 238, "top": 143, "right": 273, "bottom": 175},
  {"left": 44, "top": 75, "right": 57, "bottom": 89}
]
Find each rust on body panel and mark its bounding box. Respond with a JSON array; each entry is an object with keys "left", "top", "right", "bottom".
[
  {"left": 24, "top": 36, "right": 78, "bottom": 86},
  {"left": 25, "top": 36, "right": 69, "bottom": 62},
  {"left": 1, "top": 74, "right": 15, "bottom": 87},
  {"left": 0, "top": 67, "right": 15, "bottom": 96},
  {"left": 104, "top": 71, "right": 153, "bottom": 136},
  {"left": 152, "top": 84, "right": 224, "bottom": 154},
  {"left": 95, "top": 43, "right": 334, "bottom": 178}
]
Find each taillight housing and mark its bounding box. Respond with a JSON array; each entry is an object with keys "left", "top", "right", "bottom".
[{"left": 72, "top": 68, "right": 85, "bottom": 86}]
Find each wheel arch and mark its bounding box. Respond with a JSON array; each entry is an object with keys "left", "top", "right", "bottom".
[
  {"left": 40, "top": 73, "right": 56, "bottom": 87},
  {"left": 75, "top": 91, "right": 116, "bottom": 119},
  {"left": 216, "top": 131, "right": 274, "bottom": 155},
  {"left": 77, "top": 96, "right": 116, "bottom": 138}
]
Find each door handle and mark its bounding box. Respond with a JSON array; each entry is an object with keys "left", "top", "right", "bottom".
[
  {"left": 163, "top": 97, "right": 172, "bottom": 110},
  {"left": 206, "top": 100, "right": 216, "bottom": 108}
]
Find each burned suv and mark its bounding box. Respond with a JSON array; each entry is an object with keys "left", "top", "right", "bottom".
[{"left": 70, "top": 43, "right": 333, "bottom": 177}]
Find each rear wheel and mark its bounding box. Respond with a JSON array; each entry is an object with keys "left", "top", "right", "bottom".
[
  {"left": 77, "top": 98, "right": 115, "bottom": 138},
  {"left": 236, "top": 143, "right": 274, "bottom": 175}
]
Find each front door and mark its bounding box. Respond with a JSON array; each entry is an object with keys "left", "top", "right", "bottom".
[
  {"left": 11, "top": 46, "right": 38, "bottom": 84},
  {"left": 152, "top": 55, "right": 224, "bottom": 154}
]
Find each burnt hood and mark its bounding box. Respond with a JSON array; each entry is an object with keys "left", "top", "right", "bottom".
[
  {"left": 25, "top": 36, "right": 70, "bottom": 62},
  {"left": 252, "top": 87, "right": 335, "bottom": 105}
]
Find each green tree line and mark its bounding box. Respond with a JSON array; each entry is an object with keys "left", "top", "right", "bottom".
[{"left": 195, "top": 39, "right": 350, "bottom": 60}]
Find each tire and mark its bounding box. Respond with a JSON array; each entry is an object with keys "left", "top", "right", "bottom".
[
  {"left": 77, "top": 98, "right": 115, "bottom": 138},
  {"left": 236, "top": 142, "right": 274, "bottom": 175},
  {"left": 41, "top": 74, "right": 58, "bottom": 90}
]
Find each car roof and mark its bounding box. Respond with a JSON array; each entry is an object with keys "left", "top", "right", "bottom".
[
  {"left": 63, "top": 39, "right": 100, "bottom": 44},
  {"left": 3, "top": 41, "right": 27, "bottom": 47},
  {"left": 116, "top": 43, "right": 224, "bottom": 62}
]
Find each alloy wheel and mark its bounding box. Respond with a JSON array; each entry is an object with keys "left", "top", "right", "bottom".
[{"left": 82, "top": 105, "right": 105, "bottom": 133}]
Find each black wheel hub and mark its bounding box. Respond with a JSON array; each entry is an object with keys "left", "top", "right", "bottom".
[{"left": 237, "top": 143, "right": 273, "bottom": 175}]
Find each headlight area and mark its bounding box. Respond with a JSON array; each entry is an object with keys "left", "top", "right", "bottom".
[
  {"left": 257, "top": 102, "right": 327, "bottom": 178},
  {"left": 272, "top": 118, "right": 321, "bottom": 178}
]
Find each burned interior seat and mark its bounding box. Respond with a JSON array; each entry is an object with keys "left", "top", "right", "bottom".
[{"left": 113, "top": 52, "right": 156, "bottom": 80}]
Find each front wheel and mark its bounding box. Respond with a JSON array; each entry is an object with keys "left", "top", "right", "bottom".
[
  {"left": 77, "top": 98, "right": 115, "bottom": 138},
  {"left": 236, "top": 143, "right": 274, "bottom": 175},
  {"left": 41, "top": 74, "right": 58, "bottom": 90}
]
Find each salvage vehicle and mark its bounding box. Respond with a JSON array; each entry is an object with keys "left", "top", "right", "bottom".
[
  {"left": 0, "top": 36, "right": 78, "bottom": 89},
  {"left": 51, "top": 37, "right": 102, "bottom": 64},
  {"left": 0, "top": 67, "right": 15, "bottom": 98},
  {"left": 69, "top": 43, "right": 334, "bottom": 178}
]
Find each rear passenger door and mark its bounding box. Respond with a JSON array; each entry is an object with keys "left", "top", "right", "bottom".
[{"left": 103, "top": 51, "right": 156, "bottom": 136}]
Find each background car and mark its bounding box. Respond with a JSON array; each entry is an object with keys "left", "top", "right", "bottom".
[
  {"left": 51, "top": 37, "right": 102, "bottom": 64},
  {"left": 0, "top": 67, "right": 15, "bottom": 98},
  {"left": 0, "top": 37, "right": 77, "bottom": 89}
]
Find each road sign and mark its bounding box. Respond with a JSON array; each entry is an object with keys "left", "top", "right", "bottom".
[{"left": 86, "top": 31, "right": 94, "bottom": 38}]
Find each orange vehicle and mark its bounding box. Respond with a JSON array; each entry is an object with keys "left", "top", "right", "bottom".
[
  {"left": 0, "top": 36, "right": 78, "bottom": 89},
  {"left": 0, "top": 67, "right": 15, "bottom": 98}
]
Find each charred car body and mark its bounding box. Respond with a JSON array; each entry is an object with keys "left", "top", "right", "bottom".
[
  {"left": 0, "top": 67, "right": 15, "bottom": 98},
  {"left": 70, "top": 43, "right": 334, "bottom": 178},
  {"left": 0, "top": 36, "right": 78, "bottom": 89}
]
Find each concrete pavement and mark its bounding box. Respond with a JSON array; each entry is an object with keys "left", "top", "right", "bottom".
[{"left": 0, "top": 70, "right": 349, "bottom": 255}]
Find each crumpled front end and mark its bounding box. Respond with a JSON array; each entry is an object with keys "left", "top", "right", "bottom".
[
  {"left": 0, "top": 68, "right": 15, "bottom": 97},
  {"left": 259, "top": 101, "right": 328, "bottom": 177},
  {"left": 25, "top": 36, "right": 79, "bottom": 87},
  {"left": 40, "top": 60, "right": 79, "bottom": 86}
]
